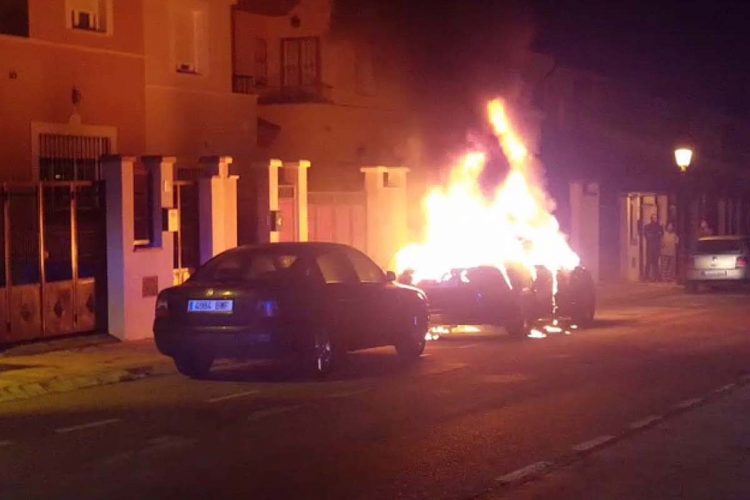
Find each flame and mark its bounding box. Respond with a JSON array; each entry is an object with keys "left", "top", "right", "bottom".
[{"left": 396, "top": 98, "right": 580, "bottom": 286}]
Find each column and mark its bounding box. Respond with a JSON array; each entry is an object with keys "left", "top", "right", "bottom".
[
  {"left": 282, "top": 160, "right": 311, "bottom": 242},
  {"left": 102, "top": 155, "right": 174, "bottom": 341},
  {"left": 198, "top": 156, "right": 238, "bottom": 264},
  {"left": 361, "top": 166, "right": 410, "bottom": 270}
]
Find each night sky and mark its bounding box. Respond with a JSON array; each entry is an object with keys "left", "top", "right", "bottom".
[
  {"left": 338, "top": 0, "right": 750, "bottom": 135},
  {"left": 533, "top": 0, "right": 750, "bottom": 116}
]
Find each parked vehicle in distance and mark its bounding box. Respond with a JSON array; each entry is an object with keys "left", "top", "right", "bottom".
[
  {"left": 154, "top": 243, "right": 429, "bottom": 378},
  {"left": 686, "top": 236, "right": 750, "bottom": 292},
  {"left": 412, "top": 264, "right": 596, "bottom": 338}
]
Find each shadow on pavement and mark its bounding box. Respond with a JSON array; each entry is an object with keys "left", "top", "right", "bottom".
[{"left": 205, "top": 349, "right": 424, "bottom": 384}]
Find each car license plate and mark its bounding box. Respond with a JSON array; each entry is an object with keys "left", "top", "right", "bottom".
[
  {"left": 702, "top": 270, "right": 727, "bottom": 277},
  {"left": 187, "top": 299, "right": 233, "bottom": 313}
]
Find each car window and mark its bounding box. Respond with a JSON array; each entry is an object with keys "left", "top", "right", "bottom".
[
  {"left": 344, "top": 248, "right": 385, "bottom": 284},
  {"left": 695, "top": 239, "right": 743, "bottom": 254},
  {"left": 316, "top": 251, "right": 358, "bottom": 284},
  {"left": 190, "top": 250, "right": 307, "bottom": 284}
]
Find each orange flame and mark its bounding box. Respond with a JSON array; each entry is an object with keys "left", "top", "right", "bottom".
[{"left": 396, "top": 98, "right": 580, "bottom": 285}]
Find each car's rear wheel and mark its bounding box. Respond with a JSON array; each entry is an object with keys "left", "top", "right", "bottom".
[
  {"left": 571, "top": 295, "right": 596, "bottom": 327},
  {"left": 174, "top": 352, "right": 213, "bottom": 379},
  {"left": 290, "top": 327, "right": 336, "bottom": 378},
  {"left": 505, "top": 316, "right": 528, "bottom": 338}
]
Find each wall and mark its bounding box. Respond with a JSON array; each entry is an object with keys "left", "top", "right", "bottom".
[
  {"left": 142, "top": 0, "right": 258, "bottom": 164},
  {"left": 233, "top": 0, "right": 419, "bottom": 190},
  {"left": 0, "top": 0, "right": 145, "bottom": 180}
]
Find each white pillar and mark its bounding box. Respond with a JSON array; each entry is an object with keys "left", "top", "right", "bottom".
[
  {"left": 569, "top": 181, "right": 600, "bottom": 282},
  {"left": 198, "top": 156, "right": 238, "bottom": 263},
  {"left": 282, "top": 160, "right": 311, "bottom": 242},
  {"left": 102, "top": 155, "right": 174, "bottom": 341},
  {"left": 360, "top": 166, "right": 410, "bottom": 270}
]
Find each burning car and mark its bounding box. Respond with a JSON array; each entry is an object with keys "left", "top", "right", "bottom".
[
  {"left": 401, "top": 264, "right": 595, "bottom": 338},
  {"left": 394, "top": 98, "right": 594, "bottom": 337}
]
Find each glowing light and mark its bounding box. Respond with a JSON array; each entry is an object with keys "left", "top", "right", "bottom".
[
  {"left": 395, "top": 98, "right": 579, "bottom": 288},
  {"left": 528, "top": 329, "right": 547, "bottom": 339},
  {"left": 674, "top": 148, "right": 693, "bottom": 172}
]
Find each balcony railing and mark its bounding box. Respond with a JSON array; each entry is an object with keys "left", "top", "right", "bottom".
[{"left": 232, "top": 74, "right": 261, "bottom": 94}]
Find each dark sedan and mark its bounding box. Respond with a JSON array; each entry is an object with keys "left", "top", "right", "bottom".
[{"left": 154, "top": 242, "right": 429, "bottom": 378}]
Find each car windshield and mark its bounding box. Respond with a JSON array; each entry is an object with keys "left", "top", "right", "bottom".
[
  {"left": 189, "top": 249, "right": 309, "bottom": 285},
  {"left": 695, "top": 239, "right": 745, "bottom": 254}
]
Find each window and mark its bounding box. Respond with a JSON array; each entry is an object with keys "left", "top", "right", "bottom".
[
  {"left": 344, "top": 248, "right": 384, "bottom": 284},
  {"left": 39, "top": 134, "right": 111, "bottom": 182},
  {"left": 282, "top": 37, "right": 319, "bottom": 87},
  {"left": 133, "top": 163, "right": 153, "bottom": 246},
  {"left": 191, "top": 250, "right": 308, "bottom": 285},
  {"left": 67, "top": 0, "right": 110, "bottom": 34},
  {"left": 0, "top": 0, "right": 28, "bottom": 37},
  {"left": 174, "top": 8, "right": 207, "bottom": 74},
  {"left": 316, "top": 252, "right": 357, "bottom": 284}
]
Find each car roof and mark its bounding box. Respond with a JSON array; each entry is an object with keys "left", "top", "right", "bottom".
[{"left": 227, "top": 242, "right": 357, "bottom": 257}]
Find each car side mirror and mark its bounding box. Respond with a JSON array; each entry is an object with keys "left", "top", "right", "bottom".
[{"left": 385, "top": 270, "right": 397, "bottom": 282}]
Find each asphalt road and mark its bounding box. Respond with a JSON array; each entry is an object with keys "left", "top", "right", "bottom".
[{"left": 2, "top": 288, "right": 749, "bottom": 499}]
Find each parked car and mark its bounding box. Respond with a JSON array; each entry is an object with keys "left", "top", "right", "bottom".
[
  {"left": 686, "top": 236, "right": 750, "bottom": 292},
  {"left": 412, "top": 264, "right": 596, "bottom": 338},
  {"left": 154, "top": 243, "right": 429, "bottom": 378}
]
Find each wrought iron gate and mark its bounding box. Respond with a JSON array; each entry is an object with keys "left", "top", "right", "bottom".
[{"left": 0, "top": 181, "right": 106, "bottom": 345}]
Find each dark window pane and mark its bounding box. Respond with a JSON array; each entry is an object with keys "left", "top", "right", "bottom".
[
  {"left": 0, "top": 0, "right": 29, "bottom": 37},
  {"left": 191, "top": 249, "right": 308, "bottom": 285},
  {"left": 344, "top": 248, "right": 384, "bottom": 283},
  {"left": 9, "top": 190, "right": 40, "bottom": 285},
  {"left": 43, "top": 187, "right": 72, "bottom": 282},
  {"left": 695, "top": 239, "right": 744, "bottom": 254},
  {"left": 133, "top": 165, "right": 152, "bottom": 244},
  {"left": 317, "top": 251, "right": 357, "bottom": 284}
]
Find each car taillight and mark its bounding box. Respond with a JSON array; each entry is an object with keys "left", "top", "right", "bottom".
[
  {"left": 155, "top": 295, "right": 169, "bottom": 319},
  {"left": 736, "top": 256, "right": 748, "bottom": 268},
  {"left": 256, "top": 299, "right": 279, "bottom": 318}
]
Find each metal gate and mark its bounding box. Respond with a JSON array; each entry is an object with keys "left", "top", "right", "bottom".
[{"left": 0, "top": 181, "right": 106, "bottom": 345}]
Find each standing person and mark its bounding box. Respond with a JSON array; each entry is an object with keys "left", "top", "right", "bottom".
[
  {"left": 643, "top": 215, "right": 664, "bottom": 281},
  {"left": 661, "top": 223, "right": 679, "bottom": 281}
]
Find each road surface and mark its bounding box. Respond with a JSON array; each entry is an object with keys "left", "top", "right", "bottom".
[{"left": 1, "top": 287, "right": 748, "bottom": 499}]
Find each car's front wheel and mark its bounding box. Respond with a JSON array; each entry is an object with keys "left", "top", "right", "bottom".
[
  {"left": 174, "top": 352, "right": 214, "bottom": 379},
  {"left": 395, "top": 313, "right": 427, "bottom": 360}
]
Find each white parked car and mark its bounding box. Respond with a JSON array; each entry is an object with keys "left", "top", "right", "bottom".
[{"left": 686, "top": 236, "right": 750, "bottom": 292}]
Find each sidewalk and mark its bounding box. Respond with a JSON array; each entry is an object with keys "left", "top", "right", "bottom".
[
  {"left": 0, "top": 338, "right": 174, "bottom": 404},
  {"left": 503, "top": 382, "right": 750, "bottom": 500}
]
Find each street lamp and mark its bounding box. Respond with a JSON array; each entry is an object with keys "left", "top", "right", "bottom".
[
  {"left": 674, "top": 146, "right": 693, "bottom": 282},
  {"left": 674, "top": 147, "right": 693, "bottom": 173}
]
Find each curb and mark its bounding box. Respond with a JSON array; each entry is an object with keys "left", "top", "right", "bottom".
[{"left": 0, "top": 363, "right": 173, "bottom": 405}]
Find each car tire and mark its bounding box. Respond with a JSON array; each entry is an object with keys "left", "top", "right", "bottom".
[
  {"left": 297, "top": 327, "right": 336, "bottom": 378},
  {"left": 505, "top": 314, "right": 528, "bottom": 339},
  {"left": 395, "top": 313, "right": 427, "bottom": 360},
  {"left": 571, "top": 295, "right": 596, "bottom": 328},
  {"left": 174, "top": 352, "right": 213, "bottom": 379}
]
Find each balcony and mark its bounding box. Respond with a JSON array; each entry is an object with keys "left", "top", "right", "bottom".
[{"left": 233, "top": 74, "right": 331, "bottom": 104}]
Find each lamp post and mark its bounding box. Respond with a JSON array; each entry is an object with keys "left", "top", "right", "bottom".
[{"left": 674, "top": 147, "right": 693, "bottom": 281}]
